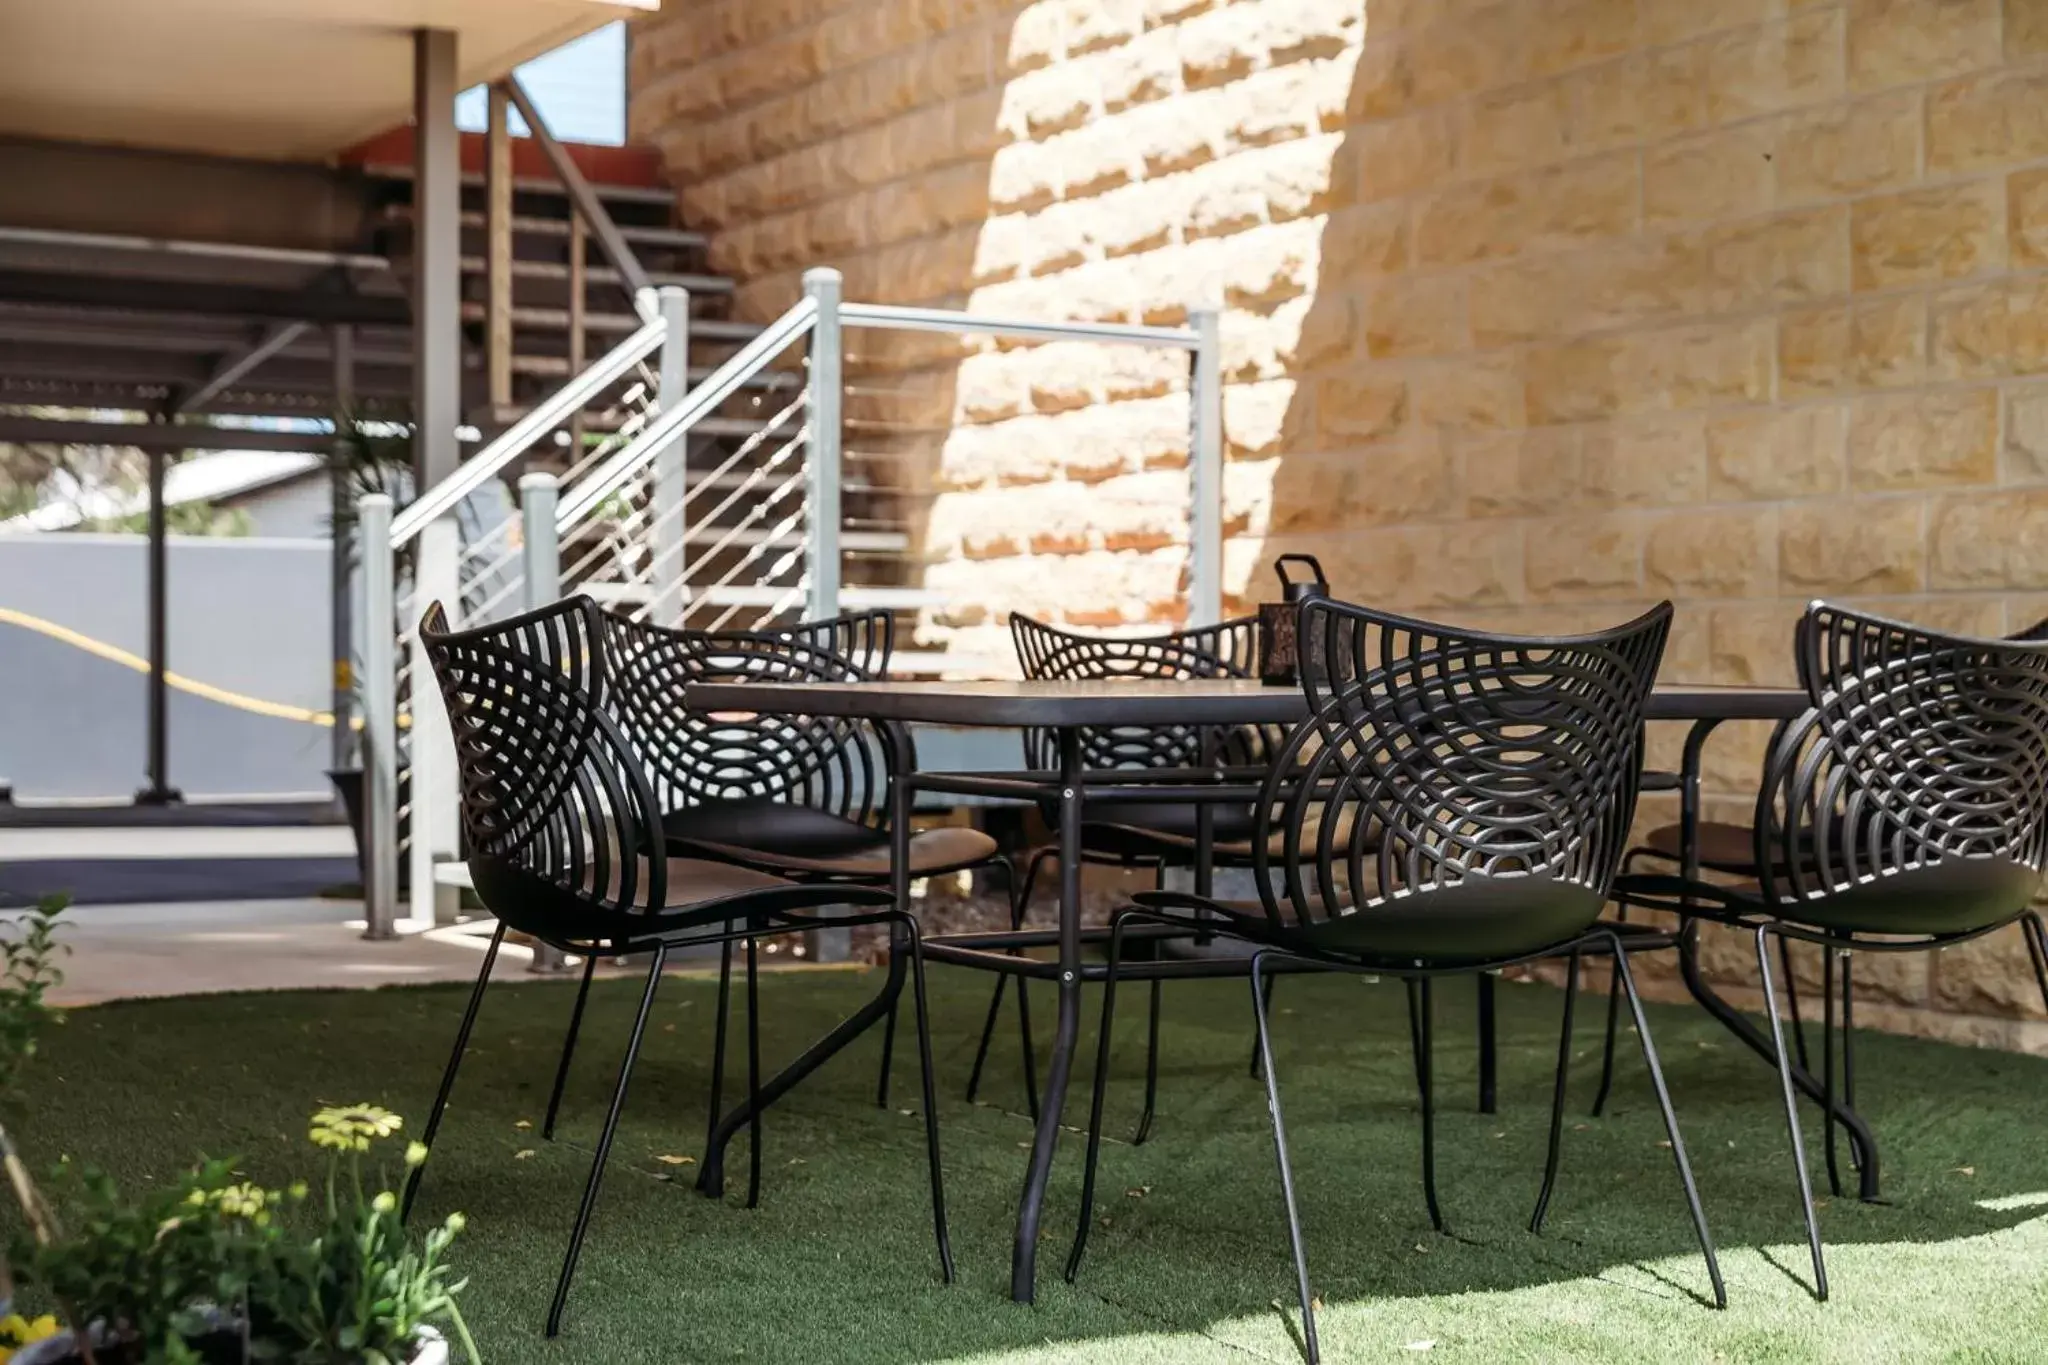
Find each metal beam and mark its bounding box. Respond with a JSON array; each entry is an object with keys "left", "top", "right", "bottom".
[
  {"left": 136, "top": 438, "right": 180, "bottom": 807},
  {"left": 0, "top": 226, "right": 389, "bottom": 273},
  {"left": 413, "top": 27, "right": 461, "bottom": 489},
  {"left": 501, "top": 76, "right": 654, "bottom": 305},
  {"left": 171, "top": 321, "right": 312, "bottom": 416},
  {"left": 485, "top": 84, "right": 514, "bottom": 415},
  {"left": 331, "top": 324, "right": 356, "bottom": 774},
  {"left": 0, "top": 415, "right": 335, "bottom": 453},
  {"left": 0, "top": 269, "right": 409, "bottom": 325}
]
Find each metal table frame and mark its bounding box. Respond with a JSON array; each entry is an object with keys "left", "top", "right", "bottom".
[{"left": 680, "top": 677, "right": 1861, "bottom": 1302}]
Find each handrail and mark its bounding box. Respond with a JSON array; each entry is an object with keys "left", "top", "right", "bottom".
[
  {"left": 502, "top": 75, "right": 656, "bottom": 312},
  {"left": 555, "top": 296, "right": 819, "bottom": 531},
  {"left": 838, "top": 301, "right": 1199, "bottom": 349},
  {"left": 388, "top": 313, "right": 664, "bottom": 546}
]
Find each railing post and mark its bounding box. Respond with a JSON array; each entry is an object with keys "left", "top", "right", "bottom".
[
  {"left": 804, "top": 267, "right": 843, "bottom": 621},
  {"left": 651, "top": 285, "right": 692, "bottom": 626},
  {"left": 519, "top": 472, "right": 569, "bottom": 974},
  {"left": 408, "top": 514, "right": 462, "bottom": 930},
  {"left": 359, "top": 493, "right": 399, "bottom": 941},
  {"left": 1187, "top": 304, "right": 1224, "bottom": 629}
]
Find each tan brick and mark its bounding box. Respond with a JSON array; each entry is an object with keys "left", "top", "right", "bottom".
[
  {"left": 1345, "top": 33, "right": 1413, "bottom": 121},
  {"left": 1780, "top": 497, "right": 1925, "bottom": 593},
  {"left": 1705, "top": 10, "right": 1845, "bottom": 123},
  {"left": 1219, "top": 60, "right": 1323, "bottom": 151},
  {"left": 1929, "top": 487, "right": 2048, "bottom": 587},
  {"left": 1007, "top": 1, "right": 1066, "bottom": 73},
  {"left": 1638, "top": 0, "right": 1779, "bottom": 46},
  {"left": 1928, "top": 66, "right": 2048, "bottom": 173},
  {"left": 1567, "top": 48, "right": 1709, "bottom": 150},
  {"left": 1580, "top": 414, "right": 1710, "bottom": 508},
  {"left": 1097, "top": 29, "right": 1182, "bottom": 110},
  {"left": 1263, "top": 452, "right": 1361, "bottom": 533},
  {"left": 1930, "top": 280, "right": 2011, "bottom": 378},
  {"left": 1526, "top": 513, "right": 1646, "bottom": 599},
  {"left": 2007, "top": 167, "right": 2048, "bottom": 268},
  {"left": 1177, "top": 2, "right": 1270, "bottom": 88},
  {"left": 1526, "top": 337, "right": 1627, "bottom": 424},
  {"left": 1223, "top": 378, "right": 1297, "bottom": 459},
  {"left": 1934, "top": 930, "right": 2048, "bottom": 1020},
  {"left": 1319, "top": 201, "right": 1409, "bottom": 281},
  {"left": 1526, "top": 0, "right": 1639, "bottom": 78},
  {"left": 1708, "top": 405, "right": 1849, "bottom": 500},
  {"left": 1775, "top": 90, "right": 1923, "bottom": 203},
  {"left": 1458, "top": 79, "right": 1570, "bottom": 179},
  {"left": 1850, "top": 179, "right": 2006, "bottom": 290},
  {"left": 1849, "top": 388, "right": 1999, "bottom": 490},
  {"left": 1621, "top": 321, "right": 1776, "bottom": 415},
  {"left": 1848, "top": 0, "right": 2001, "bottom": 89},
  {"left": 1346, "top": 110, "right": 1457, "bottom": 203},
  {"left": 1363, "top": 274, "right": 1468, "bottom": 358},
  {"left": 1356, "top": 429, "right": 1458, "bottom": 524},
  {"left": 2005, "top": 382, "right": 2048, "bottom": 482},
  {"left": 1645, "top": 126, "right": 1777, "bottom": 226},
  {"left": 1403, "top": 8, "right": 1525, "bottom": 106},
  {"left": 1117, "top": 96, "right": 1223, "bottom": 178},
  {"left": 1779, "top": 295, "right": 1929, "bottom": 395},
  {"left": 1409, "top": 354, "right": 1527, "bottom": 430},
  {"left": 1462, "top": 426, "right": 1582, "bottom": 517},
  {"left": 1692, "top": 205, "right": 1852, "bottom": 311},
  {"left": 1262, "top": 0, "right": 1362, "bottom": 64},
  {"left": 1706, "top": 604, "right": 1801, "bottom": 688},
  {"left": 1315, "top": 371, "right": 1408, "bottom": 440},
  {"left": 2013, "top": 0, "right": 2048, "bottom": 55},
  {"left": 1414, "top": 152, "right": 1638, "bottom": 266},
  {"left": 1645, "top": 507, "right": 1780, "bottom": 596}
]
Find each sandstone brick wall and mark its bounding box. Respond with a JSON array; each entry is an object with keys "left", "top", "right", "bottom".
[{"left": 630, "top": 0, "right": 2048, "bottom": 1050}]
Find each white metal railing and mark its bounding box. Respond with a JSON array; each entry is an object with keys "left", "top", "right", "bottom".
[{"left": 356, "top": 264, "right": 1225, "bottom": 937}]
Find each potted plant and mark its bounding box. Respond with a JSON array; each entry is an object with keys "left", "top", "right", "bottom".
[{"left": 11, "top": 1107, "right": 477, "bottom": 1364}]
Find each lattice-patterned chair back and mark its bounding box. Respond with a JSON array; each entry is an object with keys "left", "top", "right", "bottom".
[
  {"left": 1751, "top": 603, "right": 2048, "bottom": 934},
  {"left": 601, "top": 609, "right": 896, "bottom": 835},
  {"left": 1247, "top": 598, "right": 1673, "bottom": 962},
  {"left": 1008, "top": 612, "right": 1273, "bottom": 771},
  {"left": 419, "top": 597, "right": 671, "bottom": 940}
]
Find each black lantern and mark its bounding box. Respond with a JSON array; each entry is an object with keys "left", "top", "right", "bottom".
[{"left": 1257, "top": 554, "right": 1328, "bottom": 685}]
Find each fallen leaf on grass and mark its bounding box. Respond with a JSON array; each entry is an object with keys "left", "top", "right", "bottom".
[
  {"left": 655, "top": 1154, "right": 696, "bottom": 1166},
  {"left": 1124, "top": 1186, "right": 1150, "bottom": 1199},
  {"left": 1402, "top": 1340, "right": 1435, "bottom": 1352},
  {"left": 513, "top": 1120, "right": 532, "bottom": 1130},
  {"left": 1954, "top": 1165, "right": 1976, "bottom": 1177},
  {"left": 514, "top": 1149, "right": 536, "bottom": 1160},
  {"left": 787, "top": 1157, "right": 807, "bottom": 1166}
]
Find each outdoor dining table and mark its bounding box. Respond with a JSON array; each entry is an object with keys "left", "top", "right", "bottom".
[{"left": 681, "top": 675, "right": 1856, "bottom": 1303}]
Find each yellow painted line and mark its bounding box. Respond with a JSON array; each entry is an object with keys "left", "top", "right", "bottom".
[{"left": 0, "top": 606, "right": 409, "bottom": 731}]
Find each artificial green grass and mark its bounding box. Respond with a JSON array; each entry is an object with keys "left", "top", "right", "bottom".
[{"left": 21, "top": 966, "right": 2048, "bottom": 1363}]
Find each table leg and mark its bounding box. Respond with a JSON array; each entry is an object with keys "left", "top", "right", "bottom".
[
  {"left": 1476, "top": 973, "right": 1497, "bottom": 1114},
  {"left": 1011, "top": 727, "right": 1083, "bottom": 1303},
  {"left": 1668, "top": 718, "right": 1880, "bottom": 1200},
  {"left": 697, "top": 765, "right": 916, "bottom": 1199}
]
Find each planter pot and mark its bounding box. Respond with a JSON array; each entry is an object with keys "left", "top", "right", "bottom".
[
  {"left": 15, "top": 1325, "right": 447, "bottom": 1365},
  {"left": 328, "top": 766, "right": 409, "bottom": 892}
]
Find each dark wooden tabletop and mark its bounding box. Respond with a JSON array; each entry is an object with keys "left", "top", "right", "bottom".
[{"left": 682, "top": 676, "right": 1809, "bottom": 726}]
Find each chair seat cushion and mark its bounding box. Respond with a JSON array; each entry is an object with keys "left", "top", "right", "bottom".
[
  {"left": 1775, "top": 857, "right": 2044, "bottom": 937},
  {"left": 663, "top": 798, "right": 997, "bottom": 879},
  {"left": 1136, "top": 871, "right": 1604, "bottom": 965},
  {"left": 1080, "top": 800, "right": 1258, "bottom": 859}
]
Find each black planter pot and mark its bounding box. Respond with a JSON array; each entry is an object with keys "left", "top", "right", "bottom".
[{"left": 326, "top": 767, "right": 409, "bottom": 892}]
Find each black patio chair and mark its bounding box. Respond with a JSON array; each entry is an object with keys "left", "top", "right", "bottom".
[
  {"left": 403, "top": 597, "right": 951, "bottom": 1337},
  {"left": 963, "top": 609, "right": 1283, "bottom": 1139},
  {"left": 1615, "top": 602, "right": 2048, "bottom": 1302},
  {"left": 575, "top": 609, "right": 1009, "bottom": 1135},
  {"left": 1591, "top": 612, "right": 2048, "bottom": 1117},
  {"left": 1064, "top": 597, "right": 1724, "bottom": 1362}
]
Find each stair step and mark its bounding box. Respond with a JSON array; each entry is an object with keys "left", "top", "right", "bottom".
[
  {"left": 383, "top": 205, "right": 705, "bottom": 249},
  {"left": 459, "top": 257, "right": 734, "bottom": 293},
  {"left": 465, "top": 304, "right": 762, "bottom": 338},
  {"left": 362, "top": 163, "right": 676, "bottom": 207},
  {"left": 586, "top": 584, "right": 946, "bottom": 611},
  {"left": 510, "top": 355, "right": 799, "bottom": 388}
]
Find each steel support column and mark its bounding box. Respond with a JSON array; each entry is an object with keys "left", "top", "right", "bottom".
[
  {"left": 803, "top": 268, "right": 843, "bottom": 621},
  {"left": 1187, "top": 304, "right": 1223, "bottom": 629},
  {"left": 330, "top": 324, "right": 356, "bottom": 773},
  {"left": 485, "top": 84, "right": 514, "bottom": 420},
  {"left": 520, "top": 472, "right": 569, "bottom": 974},
  {"left": 360, "top": 494, "right": 399, "bottom": 940},
  {"left": 135, "top": 440, "right": 180, "bottom": 805},
  {"left": 650, "top": 285, "right": 691, "bottom": 626}
]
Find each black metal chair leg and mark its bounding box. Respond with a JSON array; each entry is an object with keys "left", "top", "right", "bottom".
[
  {"left": 1612, "top": 935, "right": 1726, "bottom": 1308},
  {"left": 1842, "top": 953, "right": 1864, "bottom": 1182},
  {"left": 1252, "top": 952, "right": 1320, "bottom": 1365},
  {"left": 875, "top": 974, "right": 899, "bottom": 1111},
  {"left": 1780, "top": 933, "right": 1811, "bottom": 1075},
  {"left": 1756, "top": 925, "right": 1827, "bottom": 1302},
  {"left": 546, "top": 944, "right": 668, "bottom": 1338},
  {"left": 1477, "top": 971, "right": 1498, "bottom": 1115},
  {"left": 1248, "top": 972, "right": 1275, "bottom": 1079},
  {"left": 1822, "top": 948, "right": 1841, "bottom": 1199},
  {"left": 2025, "top": 913, "right": 2048, "bottom": 1020},
  {"left": 1015, "top": 950, "right": 1041, "bottom": 1123},
  {"left": 898, "top": 916, "right": 955, "bottom": 1283},
  {"left": 703, "top": 931, "right": 734, "bottom": 1162},
  {"left": 1530, "top": 951, "right": 1581, "bottom": 1233},
  {"left": 966, "top": 847, "right": 1049, "bottom": 1111},
  {"left": 402, "top": 920, "right": 505, "bottom": 1223},
  {"left": 1066, "top": 915, "right": 1130, "bottom": 1282},
  {"left": 543, "top": 950, "right": 599, "bottom": 1142},
  {"left": 746, "top": 934, "right": 764, "bottom": 1210},
  {"left": 1406, "top": 978, "right": 1445, "bottom": 1233},
  {"left": 1136, "top": 978, "right": 1162, "bottom": 1146},
  {"left": 1591, "top": 954, "right": 1624, "bottom": 1117}
]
